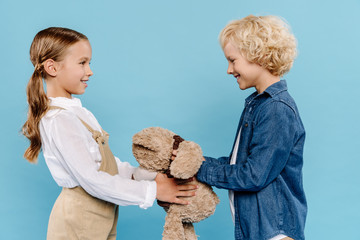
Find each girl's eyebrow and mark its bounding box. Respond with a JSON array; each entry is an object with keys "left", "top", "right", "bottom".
[{"left": 79, "top": 57, "right": 91, "bottom": 61}]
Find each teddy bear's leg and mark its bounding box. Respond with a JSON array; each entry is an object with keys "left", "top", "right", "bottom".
[
  {"left": 162, "top": 208, "right": 185, "bottom": 240},
  {"left": 183, "top": 222, "right": 197, "bottom": 240}
]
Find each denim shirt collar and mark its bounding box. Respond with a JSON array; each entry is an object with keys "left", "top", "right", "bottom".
[{"left": 245, "top": 80, "right": 288, "bottom": 104}]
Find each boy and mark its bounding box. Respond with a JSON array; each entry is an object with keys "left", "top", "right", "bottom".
[{"left": 196, "top": 15, "right": 307, "bottom": 240}]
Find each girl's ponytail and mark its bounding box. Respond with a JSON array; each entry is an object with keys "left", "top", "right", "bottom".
[
  {"left": 22, "top": 66, "right": 48, "bottom": 163},
  {"left": 22, "top": 27, "right": 88, "bottom": 163}
]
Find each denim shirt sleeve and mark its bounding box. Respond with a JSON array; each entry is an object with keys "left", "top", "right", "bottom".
[
  {"left": 203, "top": 156, "right": 230, "bottom": 165},
  {"left": 197, "top": 101, "right": 298, "bottom": 192}
]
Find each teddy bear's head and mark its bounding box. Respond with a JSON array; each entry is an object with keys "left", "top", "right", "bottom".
[{"left": 132, "top": 127, "right": 204, "bottom": 179}]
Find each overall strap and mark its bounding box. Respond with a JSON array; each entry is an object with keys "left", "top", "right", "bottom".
[
  {"left": 48, "top": 105, "right": 119, "bottom": 176},
  {"left": 48, "top": 106, "right": 65, "bottom": 111}
]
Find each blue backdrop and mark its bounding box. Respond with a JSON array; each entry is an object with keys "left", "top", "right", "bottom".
[{"left": 1, "top": 0, "right": 359, "bottom": 239}]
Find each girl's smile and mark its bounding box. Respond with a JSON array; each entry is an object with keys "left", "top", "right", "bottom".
[
  {"left": 46, "top": 40, "right": 93, "bottom": 98},
  {"left": 81, "top": 79, "right": 89, "bottom": 87}
]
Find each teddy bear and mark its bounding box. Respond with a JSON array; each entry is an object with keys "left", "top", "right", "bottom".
[{"left": 132, "top": 127, "right": 220, "bottom": 240}]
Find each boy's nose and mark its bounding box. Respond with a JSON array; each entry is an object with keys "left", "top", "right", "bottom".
[{"left": 227, "top": 63, "right": 233, "bottom": 75}]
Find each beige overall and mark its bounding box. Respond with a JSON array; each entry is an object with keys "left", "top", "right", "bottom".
[{"left": 47, "top": 107, "right": 119, "bottom": 240}]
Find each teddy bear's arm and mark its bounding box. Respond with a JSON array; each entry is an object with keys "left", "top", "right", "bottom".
[{"left": 170, "top": 141, "right": 204, "bottom": 179}]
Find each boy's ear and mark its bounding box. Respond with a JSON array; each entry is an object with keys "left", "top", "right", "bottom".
[{"left": 43, "top": 59, "right": 58, "bottom": 77}]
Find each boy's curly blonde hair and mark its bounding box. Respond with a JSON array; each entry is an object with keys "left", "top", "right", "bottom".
[{"left": 219, "top": 15, "right": 297, "bottom": 77}]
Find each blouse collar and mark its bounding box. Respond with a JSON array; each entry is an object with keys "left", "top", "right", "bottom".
[{"left": 49, "top": 97, "right": 83, "bottom": 108}]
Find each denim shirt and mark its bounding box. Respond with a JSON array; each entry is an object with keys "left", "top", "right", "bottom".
[{"left": 197, "top": 80, "right": 307, "bottom": 240}]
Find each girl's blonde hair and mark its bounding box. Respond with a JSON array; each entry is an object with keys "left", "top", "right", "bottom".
[
  {"left": 22, "top": 27, "right": 88, "bottom": 163},
  {"left": 219, "top": 15, "right": 297, "bottom": 76}
]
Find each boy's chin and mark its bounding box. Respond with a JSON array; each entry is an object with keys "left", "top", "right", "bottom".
[{"left": 238, "top": 84, "right": 248, "bottom": 90}]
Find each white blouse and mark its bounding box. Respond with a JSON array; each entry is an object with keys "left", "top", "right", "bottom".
[{"left": 39, "top": 97, "right": 156, "bottom": 209}]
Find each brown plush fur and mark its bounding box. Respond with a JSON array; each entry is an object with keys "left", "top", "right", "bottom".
[{"left": 132, "top": 127, "right": 220, "bottom": 240}]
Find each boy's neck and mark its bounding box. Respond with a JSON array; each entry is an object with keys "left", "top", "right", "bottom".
[{"left": 255, "top": 71, "right": 280, "bottom": 94}]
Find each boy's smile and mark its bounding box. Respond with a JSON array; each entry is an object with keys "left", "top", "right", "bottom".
[
  {"left": 223, "top": 41, "right": 261, "bottom": 91},
  {"left": 223, "top": 41, "right": 279, "bottom": 93}
]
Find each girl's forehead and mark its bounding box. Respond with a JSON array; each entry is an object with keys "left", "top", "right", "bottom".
[{"left": 64, "top": 40, "right": 92, "bottom": 59}]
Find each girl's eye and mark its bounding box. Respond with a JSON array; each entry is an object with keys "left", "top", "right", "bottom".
[{"left": 80, "top": 61, "right": 86, "bottom": 65}]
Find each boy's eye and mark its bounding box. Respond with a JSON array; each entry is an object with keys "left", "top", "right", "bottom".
[{"left": 80, "top": 61, "right": 86, "bottom": 65}]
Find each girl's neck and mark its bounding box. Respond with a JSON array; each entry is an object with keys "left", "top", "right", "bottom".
[
  {"left": 45, "top": 80, "right": 72, "bottom": 99},
  {"left": 47, "top": 92, "right": 72, "bottom": 99}
]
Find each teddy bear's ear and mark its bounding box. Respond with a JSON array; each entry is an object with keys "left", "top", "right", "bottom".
[
  {"left": 132, "top": 128, "right": 158, "bottom": 152},
  {"left": 132, "top": 127, "right": 175, "bottom": 151},
  {"left": 132, "top": 127, "right": 175, "bottom": 172},
  {"left": 169, "top": 141, "right": 204, "bottom": 179}
]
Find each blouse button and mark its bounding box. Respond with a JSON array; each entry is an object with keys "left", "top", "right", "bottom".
[{"left": 245, "top": 123, "right": 248, "bottom": 127}]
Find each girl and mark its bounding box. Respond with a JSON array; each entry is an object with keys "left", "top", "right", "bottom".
[
  {"left": 196, "top": 15, "right": 307, "bottom": 240},
  {"left": 22, "top": 27, "right": 196, "bottom": 239}
]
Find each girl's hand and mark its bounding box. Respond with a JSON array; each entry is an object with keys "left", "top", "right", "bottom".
[{"left": 155, "top": 173, "right": 197, "bottom": 205}]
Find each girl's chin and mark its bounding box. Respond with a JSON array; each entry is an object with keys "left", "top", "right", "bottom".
[{"left": 73, "top": 90, "right": 86, "bottom": 95}]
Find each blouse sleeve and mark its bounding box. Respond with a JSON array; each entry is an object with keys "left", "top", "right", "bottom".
[
  {"left": 114, "top": 156, "right": 136, "bottom": 179},
  {"left": 48, "top": 111, "right": 156, "bottom": 209}
]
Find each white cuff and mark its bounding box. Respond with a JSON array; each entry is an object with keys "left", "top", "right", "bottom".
[
  {"left": 139, "top": 180, "right": 157, "bottom": 209},
  {"left": 133, "top": 167, "right": 158, "bottom": 181},
  {"left": 269, "top": 234, "right": 288, "bottom": 240}
]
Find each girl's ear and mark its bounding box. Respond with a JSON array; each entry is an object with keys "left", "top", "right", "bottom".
[{"left": 43, "top": 59, "right": 58, "bottom": 77}]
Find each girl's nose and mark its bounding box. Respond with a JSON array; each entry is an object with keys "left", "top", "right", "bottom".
[{"left": 87, "top": 65, "right": 93, "bottom": 76}]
